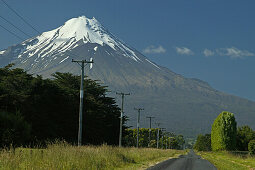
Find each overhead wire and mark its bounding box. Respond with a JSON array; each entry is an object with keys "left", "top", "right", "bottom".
[
  {"left": 1, "top": 0, "right": 41, "bottom": 35},
  {"left": 0, "top": 15, "right": 31, "bottom": 38},
  {"left": 0, "top": 0, "right": 81, "bottom": 59},
  {"left": 0, "top": 23, "right": 23, "bottom": 41}
]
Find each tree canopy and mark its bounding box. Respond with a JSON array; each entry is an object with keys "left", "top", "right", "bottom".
[
  {"left": 236, "top": 125, "right": 255, "bottom": 151},
  {"left": 0, "top": 64, "right": 124, "bottom": 147},
  {"left": 211, "top": 111, "right": 237, "bottom": 151},
  {"left": 193, "top": 134, "right": 211, "bottom": 151}
]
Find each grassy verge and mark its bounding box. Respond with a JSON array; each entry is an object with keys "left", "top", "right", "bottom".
[
  {"left": 198, "top": 151, "right": 255, "bottom": 170},
  {"left": 0, "top": 142, "right": 185, "bottom": 170}
]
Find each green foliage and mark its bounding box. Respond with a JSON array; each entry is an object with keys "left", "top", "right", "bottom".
[
  {"left": 211, "top": 111, "right": 237, "bottom": 151},
  {"left": 0, "top": 65, "right": 123, "bottom": 146},
  {"left": 149, "top": 140, "right": 157, "bottom": 148},
  {"left": 199, "top": 151, "right": 255, "bottom": 170},
  {"left": 123, "top": 128, "right": 184, "bottom": 149},
  {"left": 0, "top": 111, "right": 31, "bottom": 147},
  {"left": 248, "top": 140, "right": 255, "bottom": 155},
  {"left": 169, "top": 137, "right": 179, "bottom": 149},
  {"left": 194, "top": 134, "right": 211, "bottom": 151},
  {"left": 236, "top": 125, "right": 255, "bottom": 151}
]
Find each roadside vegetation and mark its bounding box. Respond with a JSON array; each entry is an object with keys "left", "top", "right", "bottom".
[
  {"left": 194, "top": 111, "right": 255, "bottom": 169},
  {"left": 199, "top": 151, "right": 255, "bottom": 170},
  {"left": 0, "top": 142, "right": 185, "bottom": 170}
]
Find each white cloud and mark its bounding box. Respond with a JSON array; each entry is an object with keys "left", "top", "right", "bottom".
[
  {"left": 175, "top": 47, "right": 194, "bottom": 55},
  {"left": 143, "top": 45, "right": 166, "bottom": 54},
  {"left": 203, "top": 49, "right": 214, "bottom": 57},
  {"left": 216, "top": 47, "right": 255, "bottom": 59}
]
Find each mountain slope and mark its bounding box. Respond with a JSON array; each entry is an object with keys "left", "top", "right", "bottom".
[{"left": 1, "top": 16, "right": 255, "bottom": 137}]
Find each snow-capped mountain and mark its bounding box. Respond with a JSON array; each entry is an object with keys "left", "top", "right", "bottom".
[
  {"left": 0, "top": 16, "right": 148, "bottom": 69},
  {"left": 1, "top": 16, "right": 255, "bottom": 137}
]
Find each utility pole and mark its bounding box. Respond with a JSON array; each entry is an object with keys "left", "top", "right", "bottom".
[
  {"left": 146, "top": 116, "right": 155, "bottom": 147},
  {"left": 72, "top": 59, "right": 93, "bottom": 146},
  {"left": 160, "top": 128, "right": 166, "bottom": 149},
  {"left": 134, "top": 108, "right": 144, "bottom": 148},
  {"left": 155, "top": 122, "right": 160, "bottom": 149},
  {"left": 166, "top": 136, "right": 168, "bottom": 149},
  {"left": 116, "top": 92, "right": 130, "bottom": 147}
]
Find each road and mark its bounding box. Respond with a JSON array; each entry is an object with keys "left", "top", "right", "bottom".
[{"left": 147, "top": 150, "right": 217, "bottom": 170}]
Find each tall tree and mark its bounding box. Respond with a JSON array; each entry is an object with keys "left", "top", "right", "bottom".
[{"left": 211, "top": 111, "right": 237, "bottom": 151}]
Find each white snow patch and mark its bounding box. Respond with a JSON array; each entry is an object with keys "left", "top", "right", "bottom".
[
  {"left": 94, "top": 46, "right": 98, "bottom": 51},
  {"left": 59, "top": 56, "right": 69, "bottom": 63},
  {"left": 145, "top": 59, "right": 161, "bottom": 69}
]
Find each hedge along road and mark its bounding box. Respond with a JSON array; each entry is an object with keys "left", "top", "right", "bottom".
[{"left": 147, "top": 150, "right": 217, "bottom": 170}]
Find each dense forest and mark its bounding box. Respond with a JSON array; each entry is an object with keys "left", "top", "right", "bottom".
[{"left": 0, "top": 64, "right": 125, "bottom": 147}]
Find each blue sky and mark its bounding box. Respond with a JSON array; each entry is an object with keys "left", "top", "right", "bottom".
[{"left": 1, "top": 0, "right": 255, "bottom": 101}]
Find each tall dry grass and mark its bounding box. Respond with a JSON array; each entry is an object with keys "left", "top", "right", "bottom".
[{"left": 0, "top": 141, "right": 184, "bottom": 170}]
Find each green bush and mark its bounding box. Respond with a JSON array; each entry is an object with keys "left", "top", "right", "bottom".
[
  {"left": 248, "top": 140, "right": 255, "bottom": 154},
  {"left": 211, "top": 111, "right": 237, "bottom": 151}
]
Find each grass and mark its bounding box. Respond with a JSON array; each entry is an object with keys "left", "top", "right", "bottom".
[
  {"left": 198, "top": 151, "right": 255, "bottom": 170},
  {"left": 0, "top": 142, "right": 185, "bottom": 170}
]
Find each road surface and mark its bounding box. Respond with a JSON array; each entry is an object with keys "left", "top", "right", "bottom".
[{"left": 147, "top": 150, "right": 217, "bottom": 170}]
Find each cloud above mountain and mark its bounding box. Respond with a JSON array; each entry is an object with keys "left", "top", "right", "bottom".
[
  {"left": 203, "top": 49, "right": 214, "bottom": 57},
  {"left": 175, "top": 47, "right": 194, "bottom": 55},
  {"left": 216, "top": 47, "right": 255, "bottom": 59},
  {"left": 143, "top": 45, "right": 166, "bottom": 54},
  {"left": 202, "top": 47, "right": 254, "bottom": 59}
]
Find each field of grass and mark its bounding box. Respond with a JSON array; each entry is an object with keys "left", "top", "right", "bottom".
[
  {"left": 198, "top": 151, "right": 255, "bottom": 170},
  {"left": 0, "top": 142, "right": 185, "bottom": 170}
]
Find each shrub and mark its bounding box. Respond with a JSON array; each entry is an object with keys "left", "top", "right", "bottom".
[{"left": 248, "top": 140, "right": 255, "bottom": 155}]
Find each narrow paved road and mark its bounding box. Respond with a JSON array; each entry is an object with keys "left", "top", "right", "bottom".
[{"left": 147, "top": 150, "right": 217, "bottom": 170}]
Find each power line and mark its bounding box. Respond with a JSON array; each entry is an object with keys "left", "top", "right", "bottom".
[
  {"left": 0, "top": 15, "right": 31, "bottom": 38},
  {"left": 0, "top": 0, "right": 86, "bottom": 60},
  {"left": 0, "top": 23, "right": 23, "bottom": 41},
  {"left": 1, "top": 0, "right": 41, "bottom": 35}
]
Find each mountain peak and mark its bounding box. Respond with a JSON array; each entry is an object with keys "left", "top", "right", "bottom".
[
  {"left": 40, "top": 15, "right": 113, "bottom": 48},
  {"left": 7, "top": 15, "right": 141, "bottom": 65}
]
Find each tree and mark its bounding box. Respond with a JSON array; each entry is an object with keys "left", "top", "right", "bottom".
[
  {"left": 211, "top": 111, "right": 237, "bottom": 151},
  {"left": 236, "top": 126, "right": 255, "bottom": 151},
  {"left": 248, "top": 140, "right": 255, "bottom": 155},
  {"left": 194, "top": 134, "right": 211, "bottom": 151},
  {"left": 0, "top": 111, "right": 31, "bottom": 148},
  {"left": 0, "top": 65, "right": 124, "bottom": 146},
  {"left": 169, "top": 137, "right": 179, "bottom": 149}
]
